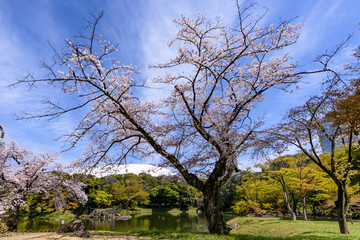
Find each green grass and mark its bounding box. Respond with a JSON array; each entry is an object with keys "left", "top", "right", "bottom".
[
  {"left": 91, "top": 230, "right": 266, "bottom": 240},
  {"left": 24, "top": 210, "right": 75, "bottom": 220},
  {"left": 167, "top": 207, "right": 197, "bottom": 215},
  {"left": 227, "top": 217, "right": 360, "bottom": 240},
  {"left": 132, "top": 230, "right": 270, "bottom": 239},
  {"left": 118, "top": 207, "right": 153, "bottom": 215},
  {"left": 120, "top": 217, "right": 360, "bottom": 240}
]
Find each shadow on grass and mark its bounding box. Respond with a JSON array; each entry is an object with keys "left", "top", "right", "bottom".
[
  {"left": 132, "top": 230, "right": 351, "bottom": 240},
  {"left": 277, "top": 216, "right": 337, "bottom": 222}
]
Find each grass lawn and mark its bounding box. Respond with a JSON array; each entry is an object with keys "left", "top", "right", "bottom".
[
  {"left": 32, "top": 210, "right": 75, "bottom": 220},
  {"left": 227, "top": 216, "right": 360, "bottom": 239},
  {"left": 131, "top": 217, "right": 360, "bottom": 240}
]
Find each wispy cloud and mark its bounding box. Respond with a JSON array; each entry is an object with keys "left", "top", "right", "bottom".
[
  {"left": 0, "top": 1, "right": 85, "bottom": 164},
  {"left": 136, "top": 0, "right": 239, "bottom": 102},
  {"left": 0, "top": 0, "right": 359, "bottom": 168}
]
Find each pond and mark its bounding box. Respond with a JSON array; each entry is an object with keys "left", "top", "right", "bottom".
[{"left": 16, "top": 209, "right": 237, "bottom": 232}]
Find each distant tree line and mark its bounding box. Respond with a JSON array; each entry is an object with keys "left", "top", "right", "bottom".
[{"left": 9, "top": 172, "right": 202, "bottom": 218}]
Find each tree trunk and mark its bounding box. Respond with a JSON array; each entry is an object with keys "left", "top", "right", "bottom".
[
  {"left": 6, "top": 206, "right": 20, "bottom": 231},
  {"left": 302, "top": 195, "right": 307, "bottom": 221},
  {"left": 291, "top": 193, "right": 298, "bottom": 216},
  {"left": 312, "top": 203, "right": 316, "bottom": 218},
  {"left": 336, "top": 182, "right": 350, "bottom": 234},
  {"left": 282, "top": 189, "right": 296, "bottom": 220},
  {"left": 278, "top": 177, "right": 296, "bottom": 220},
  {"left": 202, "top": 181, "right": 228, "bottom": 234}
]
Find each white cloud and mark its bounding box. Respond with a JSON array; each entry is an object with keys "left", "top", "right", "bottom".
[
  {"left": 0, "top": 1, "right": 85, "bottom": 162},
  {"left": 79, "top": 164, "right": 176, "bottom": 177},
  {"left": 1, "top": 0, "right": 359, "bottom": 169}
]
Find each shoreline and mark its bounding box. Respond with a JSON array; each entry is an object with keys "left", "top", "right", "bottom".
[{"left": 0, "top": 231, "right": 153, "bottom": 240}]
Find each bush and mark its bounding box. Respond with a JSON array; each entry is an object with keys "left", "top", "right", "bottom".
[{"left": 0, "top": 222, "right": 8, "bottom": 233}]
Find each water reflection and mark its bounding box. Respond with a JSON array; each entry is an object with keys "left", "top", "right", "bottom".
[
  {"left": 17, "top": 209, "right": 209, "bottom": 232},
  {"left": 17, "top": 218, "right": 69, "bottom": 232},
  {"left": 83, "top": 210, "right": 208, "bottom": 232}
]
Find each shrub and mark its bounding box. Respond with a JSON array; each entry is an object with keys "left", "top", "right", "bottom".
[{"left": 0, "top": 222, "right": 8, "bottom": 233}]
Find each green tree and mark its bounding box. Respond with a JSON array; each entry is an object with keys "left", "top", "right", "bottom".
[
  {"left": 175, "top": 182, "right": 199, "bottom": 208},
  {"left": 268, "top": 154, "right": 319, "bottom": 220},
  {"left": 260, "top": 40, "right": 360, "bottom": 234},
  {"left": 25, "top": 193, "right": 54, "bottom": 217},
  {"left": 232, "top": 170, "right": 283, "bottom": 216},
  {"left": 139, "top": 173, "right": 161, "bottom": 190},
  {"left": 89, "top": 190, "right": 113, "bottom": 207},
  {"left": 112, "top": 177, "right": 149, "bottom": 209},
  {"left": 149, "top": 182, "right": 180, "bottom": 207},
  {"left": 220, "top": 172, "right": 243, "bottom": 211},
  {"left": 267, "top": 103, "right": 359, "bottom": 233}
]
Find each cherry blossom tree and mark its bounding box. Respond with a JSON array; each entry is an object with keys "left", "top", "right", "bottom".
[
  {"left": 14, "top": 5, "right": 327, "bottom": 234},
  {"left": 0, "top": 142, "right": 87, "bottom": 231}
]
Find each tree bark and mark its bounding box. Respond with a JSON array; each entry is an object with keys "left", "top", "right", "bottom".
[
  {"left": 336, "top": 182, "right": 350, "bottom": 234},
  {"left": 302, "top": 195, "right": 307, "bottom": 221},
  {"left": 202, "top": 181, "right": 228, "bottom": 234},
  {"left": 277, "top": 176, "right": 296, "bottom": 220},
  {"left": 291, "top": 193, "right": 299, "bottom": 216},
  {"left": 282, "top": 189, "right": 296, "bottom": 220}
]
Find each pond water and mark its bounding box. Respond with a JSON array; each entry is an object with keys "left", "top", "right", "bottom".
[{"left": 16, "top": 209, "right": 236, "bottom": 233}]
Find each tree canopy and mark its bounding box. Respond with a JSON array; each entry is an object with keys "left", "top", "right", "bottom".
[{"left": 12, "top": 4, "right": 342, "bottom": 234}]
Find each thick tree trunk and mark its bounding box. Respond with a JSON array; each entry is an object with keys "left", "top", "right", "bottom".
[
  {"left": 6, "top": 206, "right": 20, "bottom": 231},
  {"left": 336, "top": 183, "right": 350, "bottom": 234},
  {"left": 302, "top": 195, "right": 307, "bottom": 221},
  {"left": 202, "top": 182, "right": 228, "bottom": 234}
]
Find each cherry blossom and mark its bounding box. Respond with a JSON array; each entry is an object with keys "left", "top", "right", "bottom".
[
  {"left": 0, "top": 142, "right": 87, "bottom": 231},
  {"left": 14, "top": 6, "right": 314, "bottom": 234}
]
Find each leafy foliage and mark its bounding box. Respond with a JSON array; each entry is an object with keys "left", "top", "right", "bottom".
[
  {"left": 0, "top": 222, "right": 8, "bottom": 234},
  {"left": 112, "top": 176, "right": 149, "bottom": 209},
  {"left": 232, "top": 170, "right": 283, "bottom": 215}
]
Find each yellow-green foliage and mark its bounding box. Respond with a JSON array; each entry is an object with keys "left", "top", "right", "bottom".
[
  {"left": 0, "top": 222, "right": 8, "bottom": 233},
  {"left": 112, "top": 177, "right": 149, "bottom": 209},
  {"left": 232, "top": 171, "right": 283, "bottom": 215},
  {"left": 93, "top": 190, "right": 113, "bottom": 207}
]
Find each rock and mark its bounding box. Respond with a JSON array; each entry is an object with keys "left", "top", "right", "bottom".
[
  {"left": 117, "top": 215, "right": 132, "bottom": 220},
  {"left": 71, "top": 230, "right": 90, "bottom": 238},
  {"left": 228, "top": 223, "right": 240, "bottom": 230},
  {"left": 88, "top": 208, "right": 119, "bottom": 219},
  {"left": 57, "top": 219, "right": 90, "bottom": 238},
  {"left": 57, "top": 219, "right": 84, "bottom": 233}
]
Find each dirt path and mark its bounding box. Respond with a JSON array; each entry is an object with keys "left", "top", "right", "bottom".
[{"left": 0, "top": 232, "right": 154, "bottom": 240}]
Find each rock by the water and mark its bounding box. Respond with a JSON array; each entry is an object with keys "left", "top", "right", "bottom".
[
  {"left": 228, "top": 223, "right": 240, "bottom": 230},
  {"left": 117, "top": 215, "right": 132, "bottom": 220},
  {"left": 87, "top": 208, "right": 131, "bottom": 221},
  {"left": 88, "top": 208, "right": 119, "bottom": 218},
  {"left": 71, "top": 230, "right": 90, "bottom": 238},
  {"left": 57, "top": 219, "right": 90, "bottom": 238}
]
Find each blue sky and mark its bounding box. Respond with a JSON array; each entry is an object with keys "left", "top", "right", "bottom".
[{"left": 0, "top": 0, "right": 359, "bottom": 169}]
